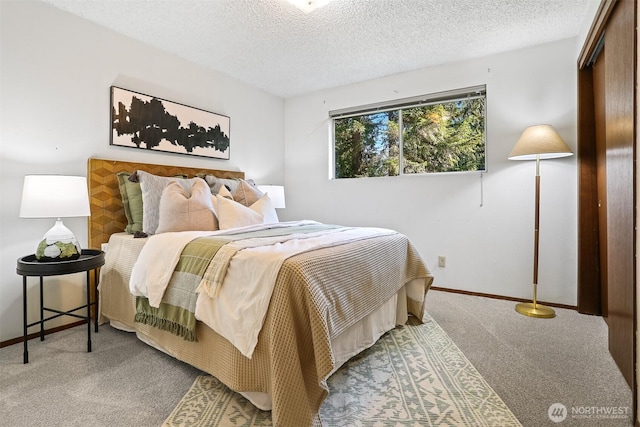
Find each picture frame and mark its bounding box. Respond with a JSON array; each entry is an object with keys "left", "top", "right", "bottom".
[{"left": 110, "top": 86, "right": 230, "bottom": 160}]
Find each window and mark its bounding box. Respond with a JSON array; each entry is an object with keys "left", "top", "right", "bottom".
[{"left": 331, "top": 85, "right": 486, "bottom": 178}]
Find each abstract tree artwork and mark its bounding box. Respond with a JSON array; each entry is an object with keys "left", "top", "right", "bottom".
[{"left": 110, "top": 86, "right": 230, "bottom": 159}]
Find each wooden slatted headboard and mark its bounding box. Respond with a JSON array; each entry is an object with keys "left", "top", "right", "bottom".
[{"left": 87, "top": 158, "right": 245, "bottom": 249}]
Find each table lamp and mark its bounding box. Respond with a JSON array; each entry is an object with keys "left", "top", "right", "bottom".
[
  {"left": 257, "top": 185, "right": 286, "bottom": 209},
  {"left": 508, "top": 125, "right": 573, "bottom": 318},
  {"left": 19, "top": 175, "right": 91, "bottom": 261}
]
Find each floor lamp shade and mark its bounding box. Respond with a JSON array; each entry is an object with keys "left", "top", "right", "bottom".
[
  {"left": 20, "top": 175, "right": 91, "bottom": 261},
  {"left": 509, "top": 124, "right": 573, "bottom": 160},
  {"left": 509, "top": 125, "right": 573, "bottom": 318}
]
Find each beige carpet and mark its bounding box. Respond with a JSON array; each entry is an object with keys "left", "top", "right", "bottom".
[{"left": 163, "top": 314, "right": 522, "bottom": 426}]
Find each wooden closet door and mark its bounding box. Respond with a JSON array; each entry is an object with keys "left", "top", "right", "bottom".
[
  {"left": 577, "top": 0, "right": 635, "bottom": 392},
  {"left": 603, "top": 0, "right": 635, "bottom": 388}
]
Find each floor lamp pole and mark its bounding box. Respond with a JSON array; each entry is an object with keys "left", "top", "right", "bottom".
[{"left": 515, "top": 154, "right": 556, "bottom": 318}]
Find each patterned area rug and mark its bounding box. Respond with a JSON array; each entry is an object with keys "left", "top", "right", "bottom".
[{"left": 163, "top": 314, "right": 522, "bottom": 426}]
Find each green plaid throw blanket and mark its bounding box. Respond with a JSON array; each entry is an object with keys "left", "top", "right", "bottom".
[{"left": 135, "top": 224, "right": 340, "bottom": 341}]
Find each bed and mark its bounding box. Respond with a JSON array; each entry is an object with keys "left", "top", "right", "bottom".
[{"left": 88, "top": 158, "right": 433, "bottom": 426}]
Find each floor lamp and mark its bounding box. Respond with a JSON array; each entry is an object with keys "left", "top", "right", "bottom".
[{"left": 508, "top": 125, "right": 573, "bottom": 318}]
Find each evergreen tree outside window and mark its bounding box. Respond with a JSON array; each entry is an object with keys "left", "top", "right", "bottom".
[{"left": 332, "top": 86, "right": 486, "bottom": 178}]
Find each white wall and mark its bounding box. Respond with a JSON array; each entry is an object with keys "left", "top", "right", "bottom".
[
  {"left": 284, "top": 38, "right": 578, "bottom": 307},
  {"left": 0, "top": 1, "right": 285, "bottom": 342}
]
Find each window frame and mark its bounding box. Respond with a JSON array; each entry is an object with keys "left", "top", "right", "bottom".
[{"left": 330, "top": 85, "right": 487, "bottom": 178}]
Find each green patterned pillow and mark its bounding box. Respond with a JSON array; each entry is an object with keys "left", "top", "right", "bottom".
[{"left": 116, "top": 172, "right": 143, "bottom": 234}]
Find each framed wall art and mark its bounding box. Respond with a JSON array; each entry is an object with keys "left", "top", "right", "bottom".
[{"left": 110, "top": 86, "right": 230, "bottom": 160}]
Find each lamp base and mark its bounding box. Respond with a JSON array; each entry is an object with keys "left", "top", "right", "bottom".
[
  {"left": 515, "top": 302, "right": 555, "bottom": 318},
  {"left": 35, "top": 219, "right": 81, "bottom": 262}
]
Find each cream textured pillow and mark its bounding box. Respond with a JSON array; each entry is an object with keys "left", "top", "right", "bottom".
[
  {"left": 216, "top": 193, "right": 279, "bottom": 230},
  {"left": 156, "top": 179, "right": 217, "bottom": 233},
  {"left": 233, "top": 179, "right": 264, "bottom": 207},
  {"left": 138, "top": 170, "right": 197, "bottom": 234}
]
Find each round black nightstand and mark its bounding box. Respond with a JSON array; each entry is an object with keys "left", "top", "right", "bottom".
[{"left": 17, "top": 249, "right": 105, "bottom": 363}]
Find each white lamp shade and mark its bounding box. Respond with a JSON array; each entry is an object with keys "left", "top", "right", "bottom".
[
  {"left": 508, "top": 124, "right": 574, "bottom": 161},
  {"left": 20, "top": 175, "right": 91, "bottom": 219},
  {"left": 258, "top": 185, "right": 286, "bottom": 209}
]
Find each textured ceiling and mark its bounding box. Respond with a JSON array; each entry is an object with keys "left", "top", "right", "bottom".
[{"left": 43, "top": 0, "right": 594, "bottom": 98}]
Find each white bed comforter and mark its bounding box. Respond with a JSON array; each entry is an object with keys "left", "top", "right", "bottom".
[{"left": 129, "top": 221, "right": 396, "bottom": 358}]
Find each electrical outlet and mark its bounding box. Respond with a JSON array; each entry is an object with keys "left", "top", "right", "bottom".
[{"left": 438, "top": 256, "right": 446, "bottom": 268}]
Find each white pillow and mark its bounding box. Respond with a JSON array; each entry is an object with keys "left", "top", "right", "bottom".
[
  {"left": 252, "top": 193, "right": 279, "bottom": 224},
  {"left": 211, "top": 185, "right": 234, "bottom": 215},
  {"left": 216, "top": 193, "right": 279, "bottom": 230},
  {"left": 156, "top": 179, "right": 217, "bottom": 233}
]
